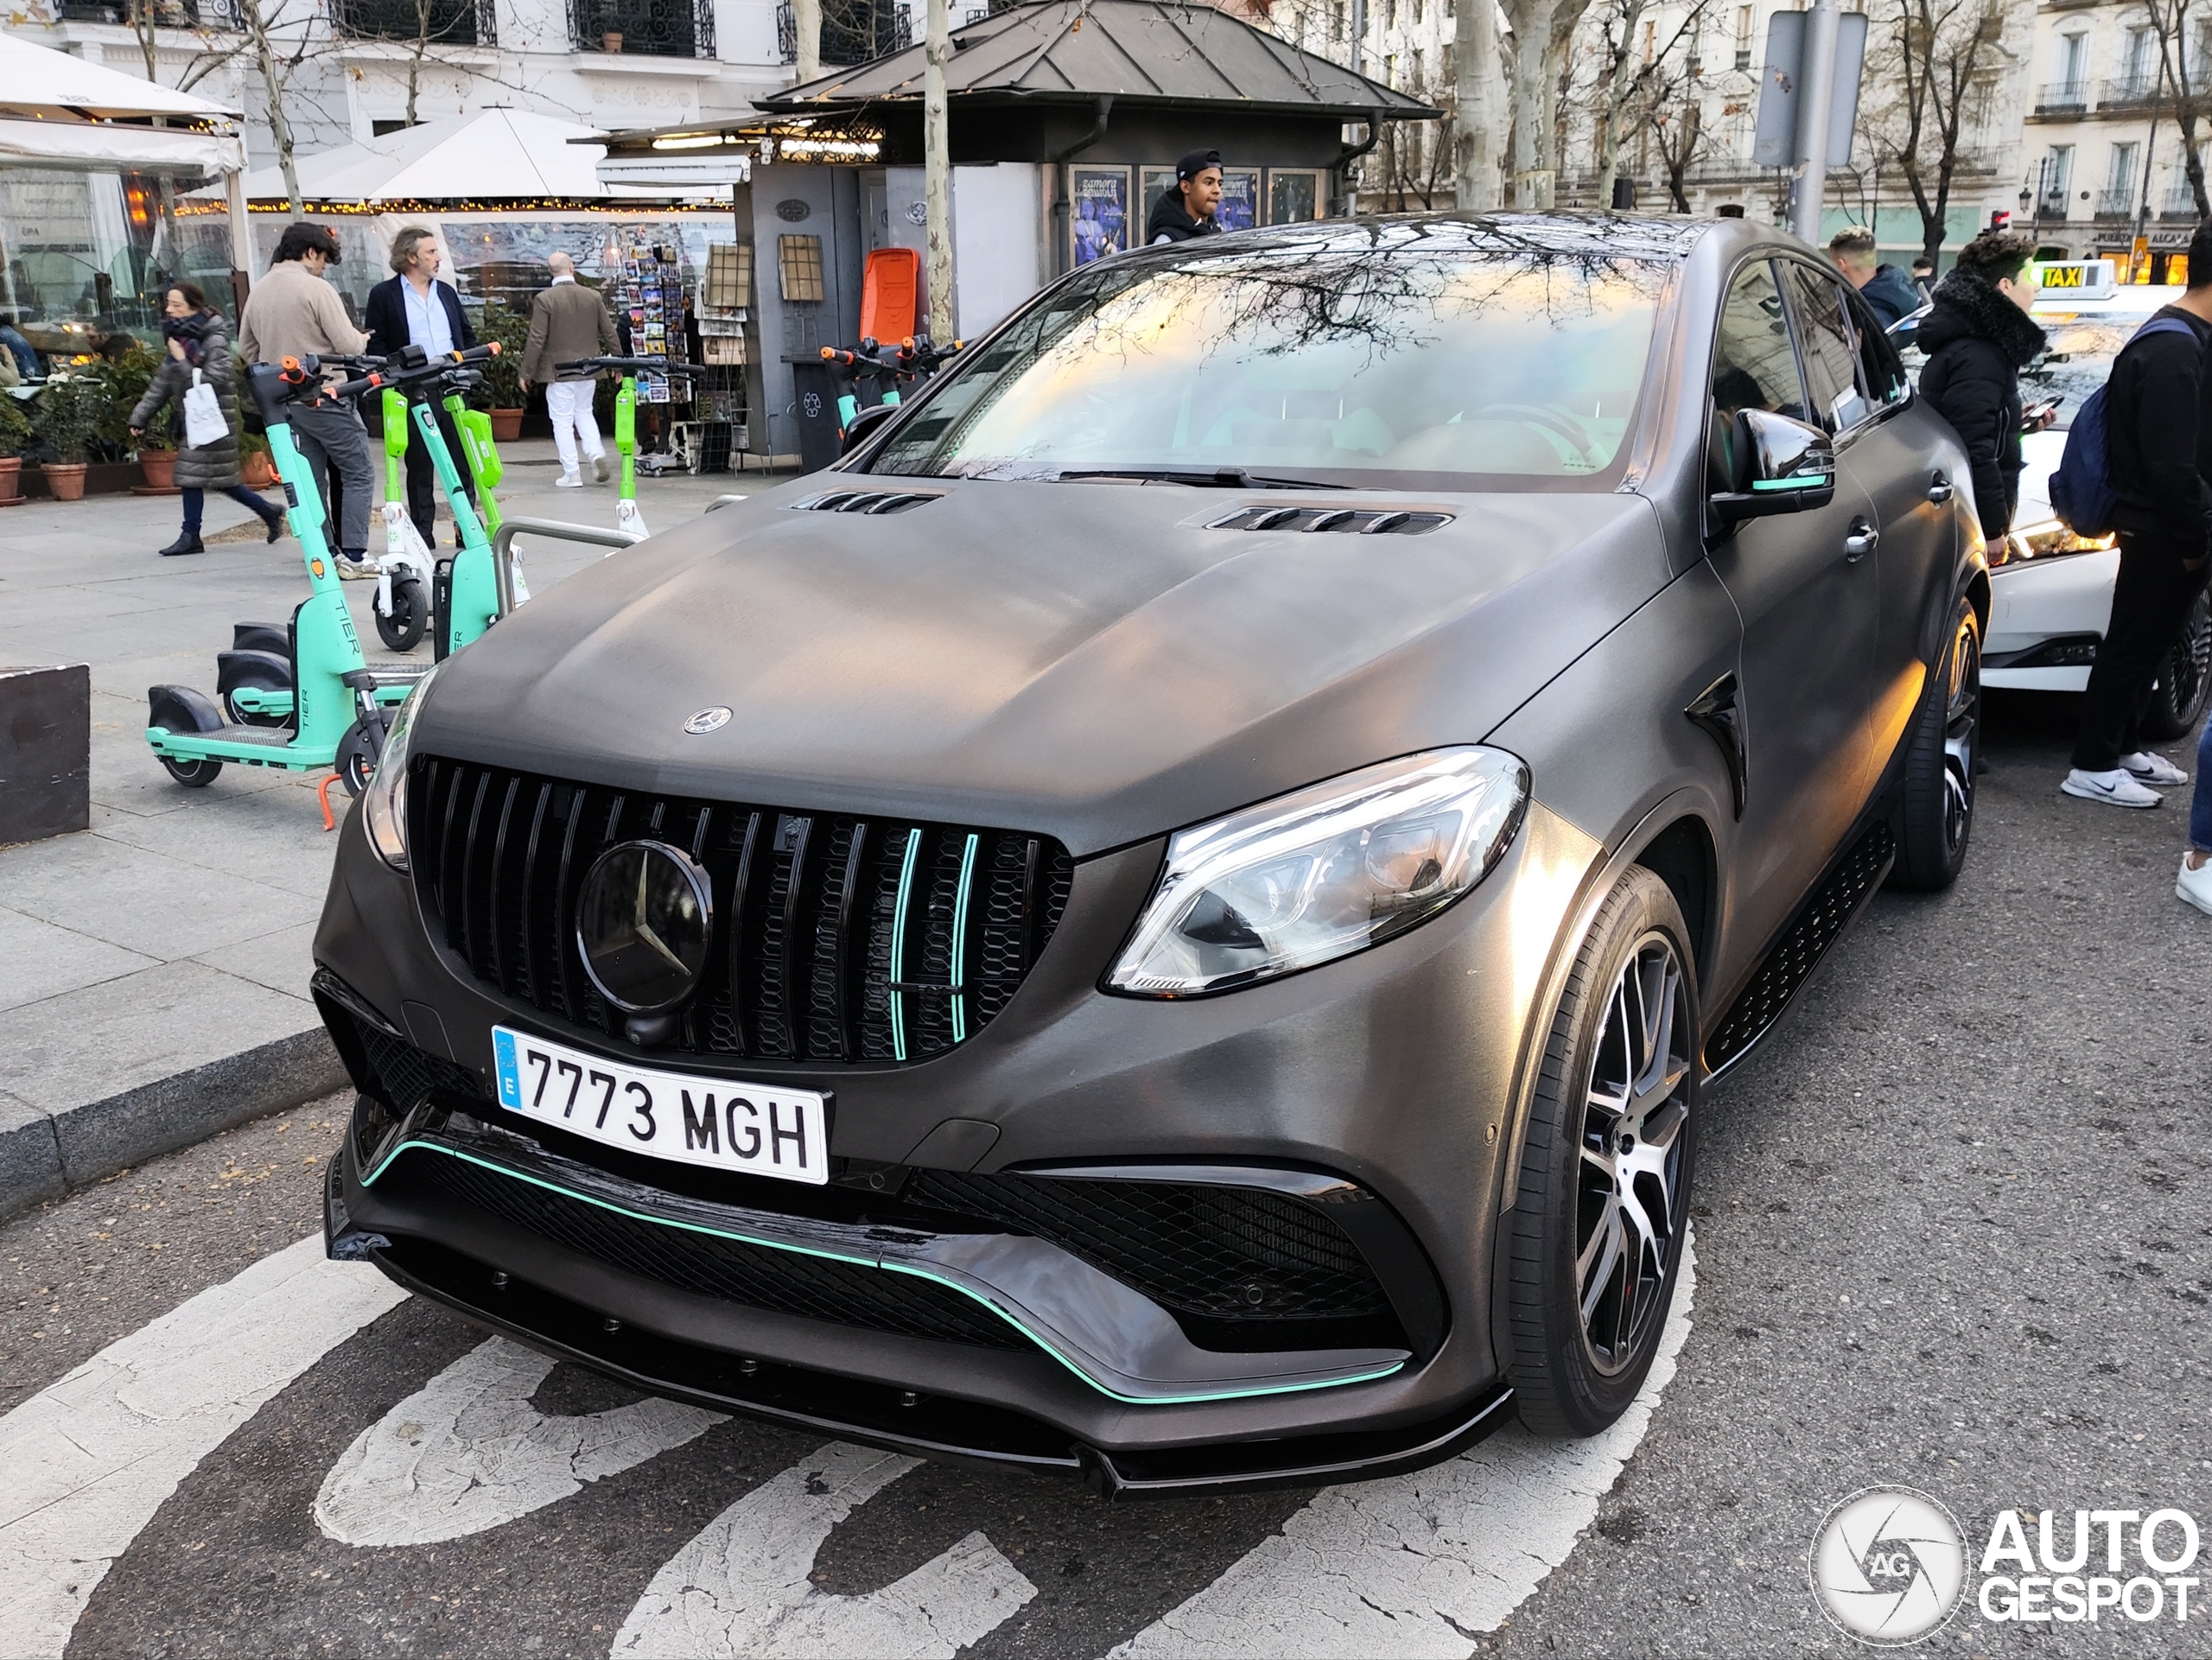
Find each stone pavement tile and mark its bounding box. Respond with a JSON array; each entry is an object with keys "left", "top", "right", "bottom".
[
  {"left": 0, "top": 831, "right": 321, "bottom": 959},
  {"left": 0, "top": 904, "right": 157, "bottom": 1015},
  {"left": 88, "top": 709, "right": 301, "bottom": 817},
  {"left": 194, "top": 921, "right": 320, "bottom": 1001},
  {"left": 97, "top": 789, "right": 339, "bottom": 900},
  {"left": 0, "top": 958, "right": 323, "bottom": 1116}
]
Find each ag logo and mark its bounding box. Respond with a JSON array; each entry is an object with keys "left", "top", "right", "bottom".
[
  {"left": 683, "top": 706, "right": 731, "bottom": 735},
  {"left": 1810, "top": 1486, "right": 1967, "bottom": 1646}
]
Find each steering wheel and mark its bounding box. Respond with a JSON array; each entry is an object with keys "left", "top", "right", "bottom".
[{"left": 1475, "top": 403, "right": 1601, "bottom": 464}]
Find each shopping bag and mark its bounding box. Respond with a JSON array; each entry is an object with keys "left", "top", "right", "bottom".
[{"left": 182, "top": 369, "right": 227, "bottom": 449}]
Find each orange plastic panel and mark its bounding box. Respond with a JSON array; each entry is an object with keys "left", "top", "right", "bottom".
[{"left": 860, "top": 247, "right": 919, "bottom": 343}]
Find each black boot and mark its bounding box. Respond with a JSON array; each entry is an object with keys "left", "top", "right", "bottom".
[
  {"left": 158, "top": 531, "right": 205, "bottom": 557},
  {"left": 264, "top": 510, "right": 285, "bottom": 544}
]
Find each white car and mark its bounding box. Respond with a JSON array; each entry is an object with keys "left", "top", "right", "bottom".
[{"left": 1978, "top": 275, "right": 2210, "bottom": 735}]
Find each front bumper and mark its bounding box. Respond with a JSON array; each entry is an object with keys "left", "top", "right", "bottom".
[
  {"left": 313, "top": 791, "right": 1602, "bottom": 1491},
  {"left": 1984, "top": 544, "right": 2118, "bottom": 690}
]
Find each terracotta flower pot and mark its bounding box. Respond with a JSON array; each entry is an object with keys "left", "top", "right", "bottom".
[
  {"left": 602, "top": 29, "right": 622, "bottom": 50},
  {"left": 491, "top": 406, "right": 525, "bottom": 442},
  {"left": 138, "top": 448, "right": 179, "bottom": 492},
  {"left": 0, "top": 455, "right": 22, "bottom": 505},
  {"left": 240, "top": 451, "right": 277, "bottom": 489},
  {"left": 42, "top": 461, "right": 89, "bottom": 501}
]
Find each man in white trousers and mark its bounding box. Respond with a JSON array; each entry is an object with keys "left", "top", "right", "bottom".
[{"left": 520, "top": 251, "right": 619, "bottom": 487}]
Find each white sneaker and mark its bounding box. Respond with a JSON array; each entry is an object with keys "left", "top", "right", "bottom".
[
  {"left": 2062, "top": 767, "right": 2164, "bottom": 808},
  {"left": 554, "top": 471, "right": 583, "bottom": 489},
  {"left": 2180, "top": 855, "right": 2212, "bottom": 917},
  {"left": 2120, "top": 750, "right": 2190, "bottom": 786},
  {"left": 591, "top": 453, "right": 610, "bottom": 483}
]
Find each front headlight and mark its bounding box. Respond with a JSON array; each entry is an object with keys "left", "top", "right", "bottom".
[
  {"left": 2000, "top": 521, "right": 2116, "bottom": 566},
  {"left": 1106, "top": 747, "right": 1529, "bottom": 998},
  {"left": 362, "top": 667, "right": 437, "bottom": 870}
]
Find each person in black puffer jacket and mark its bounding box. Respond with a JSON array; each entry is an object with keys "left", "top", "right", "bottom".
[
  {"left": 1914, "top": 229, "right": 2050, "bottom": 547},
  {"left": 128, "top": 283, "right": 286, "bottom": 557}
]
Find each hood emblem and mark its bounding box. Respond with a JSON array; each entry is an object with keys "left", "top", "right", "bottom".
[{"left": 684, "top": 706, "right": 732, "bottom": 735}]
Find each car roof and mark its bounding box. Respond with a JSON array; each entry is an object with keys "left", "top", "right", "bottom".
[{"left": 1123, "top": 211, "right": 1728, "bottom": 268}]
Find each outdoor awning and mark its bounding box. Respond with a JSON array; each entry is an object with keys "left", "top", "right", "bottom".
[
  {"left": 0, "top": 33, "right": 244, "bottom": 121},
  {"left": 226, "top": 109, "right": 611, "bottom": 202},
  {"left": 0, "top": 116, "right": 244, "bottom": 172}
]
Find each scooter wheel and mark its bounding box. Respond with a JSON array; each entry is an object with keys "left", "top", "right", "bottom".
[
  {"left": 335, "top": 721, "right": 378, "bottom": 797},
  {"left": 377, "top": 576, "right": 429, "bottom": 652},
  {"left": 161, "top": 754, "right": 223, "bottom": 787}
]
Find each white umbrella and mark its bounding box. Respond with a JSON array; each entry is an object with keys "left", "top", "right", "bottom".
[
  {"left": 0, "top": 33, "right": 242, "bottom": 120},
  {"left": 232, "top": 109, "right": 610, "bottom": 202}
]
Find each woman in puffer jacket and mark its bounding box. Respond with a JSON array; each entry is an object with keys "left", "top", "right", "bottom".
[{"left": 129, "top": 283, "right": 286, "bottom": 557}]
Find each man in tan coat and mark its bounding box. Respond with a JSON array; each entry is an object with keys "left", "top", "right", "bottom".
[{"left": 521, "top": 252, "right": 619, "bottom": 487}]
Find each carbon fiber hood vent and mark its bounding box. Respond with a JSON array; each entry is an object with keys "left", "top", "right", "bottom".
[{"left": 791, "top": 489, "right": 942, "bottom": 514}]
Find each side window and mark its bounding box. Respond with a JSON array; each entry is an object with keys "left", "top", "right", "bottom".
[
  {"left": 1840, "top": 281, "right": 1910, "bottom": 409},
  {"left": 1711, "top": 262, "right": 1809, "bottom": 488},
  {"left": 1783, "top": 263, "right": 1870, "bottom": 432}
]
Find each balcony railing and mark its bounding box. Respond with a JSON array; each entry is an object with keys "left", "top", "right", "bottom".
[
  {"left": 2096, "top": 187, "right": 2142, "bottom": 215},
  {"left": 2035, "top": 192, "right": 2073, "bottom": 219},
  {"left": 774, "top": 0, "right": 904, "bottom": 64},
  {"left": 571, "top": 0, "right": 713, "bottom": 56},
  {"left": 2164, "top": 183, "right": 2206, "bottom": 217},
  {"left": 2099, "top": 74, "right": 2161, "bottom": 109},
  {"left": 2035, "top": 80, "right": 2089, "bottom": 112},
  {"left": 56, "top": 0, "right": 238, "bottom": 21},
  {"left": 331, "top": 0, "right": 493, "bottom": 45}
]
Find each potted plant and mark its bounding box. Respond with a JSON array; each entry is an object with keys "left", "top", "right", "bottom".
[
  {"left": 475, "top": 300, "right": 532, "bottom": 442},
  {"left": 602, "top": 29, "right": 622, "bottom": 50},
  {"left": 137, "top": 442, "right": 180, "bottom": 492},
  {"left": 0, "top": 394, "right": 30, "bottom": 504},
  {"left": 32, "top": 375, "right": 105, "bottom": 499},
  {"left": 238, "top": 429, "right": 277, "bottom": 489}
]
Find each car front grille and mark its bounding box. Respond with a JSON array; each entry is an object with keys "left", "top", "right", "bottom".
[
  {"left": 900, "top": 1170, "right": 1392, "bottom": 1325},
  {"left": 408, "top": 755, "right": 1075, "bottom": 1063}
]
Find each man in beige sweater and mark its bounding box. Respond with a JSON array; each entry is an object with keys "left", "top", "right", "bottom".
[
  {"left": 520, "top": 252, "right": 619, "bottom": 487},
  {"left": 238, "top": 222, "right": 375, "bottom": 566}
]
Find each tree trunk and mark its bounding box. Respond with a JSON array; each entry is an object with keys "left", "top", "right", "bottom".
[
  {"left": 1453, "top": 0, "right": 1503, "bottom": 208},
  {"left": 1595, "top": 0, "right": 1647, "bottom": 208},
  {"left": 794, "top": 0, "right": 821, "bottom": 82},
  {"left": 1506, "top": 0, "right": 1553, "bottom": 206},
  {"left": 237, "top": 0, "right": 302, "bottom": 215},
  {"left": 923, "top": 0, "right": 953, "bottom": 340}
]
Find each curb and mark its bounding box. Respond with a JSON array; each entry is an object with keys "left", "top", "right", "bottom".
[{"left": 0, "top": 1027, "right": 350, "bottom": 1223}]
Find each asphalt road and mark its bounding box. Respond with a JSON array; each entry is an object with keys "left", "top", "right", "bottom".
[{"left": 3, "top": 688, "right": 2207, "bottom": 1660}]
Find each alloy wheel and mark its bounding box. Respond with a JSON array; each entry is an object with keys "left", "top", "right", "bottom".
[
  {"left": 1575, "top": 932, "right": 1691, "bottom": 1376},
  {"left": 1941, "top": 618, "right": 1981, "bottom": 858}
]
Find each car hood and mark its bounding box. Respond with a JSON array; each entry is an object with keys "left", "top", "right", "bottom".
[
  {"left": 2014, "top": 427, "right": 2065, "bottom": 524},
  {"left": 417, "top": 478, "right": 1671, "bottom": 855}
]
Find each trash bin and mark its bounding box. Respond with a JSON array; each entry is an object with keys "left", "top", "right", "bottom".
[{"left": 791, "top": 359, "right": 842, "bottom": 474}]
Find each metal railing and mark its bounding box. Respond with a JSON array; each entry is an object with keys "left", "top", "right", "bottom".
[
  {"left": 772, "top": 0, "right": 903, "bottom": 65},
  {"left": 569, "top": 0, "right": 715, "bottom": 55},
  {"left": 490, "top": 518, "right": 644, "bottom": 620},
  {"left": 2037, "top": 192, "right": 2073, "bottom": 219},
  {"left": 2035, "top": 80, "right": 2089, "bottom": 112},
  {"left": 2095, "top": 187, "right": 2142, "bottom": 216},
  {"left": 57, "top": 0, "right": 239, "bottom": 19},
  {"left": 330, "top": 0, "right": 493, "bottom": 45},
  {"left": 2098, "top": 74, "right": 2161, "bottom": 109}
]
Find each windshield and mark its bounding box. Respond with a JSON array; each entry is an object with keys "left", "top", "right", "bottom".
[
  {"left": 2023, "top": 293, "right": 2185, "bottom": 430},
  {"left": 864, "top": 232, "right": 1671, "bottom": 490}
]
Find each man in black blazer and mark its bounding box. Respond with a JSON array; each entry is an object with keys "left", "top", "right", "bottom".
[{"left": 365, "top": 225, "right": 478, "bottom": 545}]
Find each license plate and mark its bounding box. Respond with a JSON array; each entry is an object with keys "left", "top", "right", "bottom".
[{"left": 491, "top": 1026, "right": 829, "bottom": 1186}]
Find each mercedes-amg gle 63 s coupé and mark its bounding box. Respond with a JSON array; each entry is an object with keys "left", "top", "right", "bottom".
[{"left": 316, "top": 215, "right": 1984, "bottom": 1496}]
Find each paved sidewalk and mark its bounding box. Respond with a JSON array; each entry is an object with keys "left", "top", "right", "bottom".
[{"left": 0, "top": 442, "right": 787, "bottom": 1214}]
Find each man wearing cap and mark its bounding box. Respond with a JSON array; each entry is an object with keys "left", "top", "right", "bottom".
[{"left": 1148, "top": 151, "right": 1226, "bottom": 245}]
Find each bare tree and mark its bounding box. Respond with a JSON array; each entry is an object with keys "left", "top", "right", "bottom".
[
  {"left": 1455, "top": 0, "right": 1506, "bottom": 207},
  {"left": 795, "top": 0, "right": 822, "bottom": 79},
  {"left": 229, "top": 0, "right": 321, "bottom": 213},
  {"left": 1502, "top": 0, "right": 1597, "bottom": 207},
  {"left": 1642, "top": 52, "right": 1707, "bottom": 210},
  {"left": 1586, "top": 0, "right": 1713, "bottom": 207},
  {"left": 2140, "top": 0, "right": 2212, "bottom": 219},
  {"left": 1871, "top": 0, "right": 2008, "bottom": 266}
]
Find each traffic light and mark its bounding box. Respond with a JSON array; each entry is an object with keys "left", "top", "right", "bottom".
[{"left": 1989, "top": 210, "right": 2012, "bottom": 231}]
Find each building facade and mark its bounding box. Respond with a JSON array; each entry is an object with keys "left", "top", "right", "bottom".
[{"left": 2018, "top": 0, "right": 2207, "bottom": 277}]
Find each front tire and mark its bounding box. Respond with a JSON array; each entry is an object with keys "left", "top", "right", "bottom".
[
  {"left": 2141, "top": 588, "right": 2211, "bottom": 741},
  {"left": 376, "top": 576, "right": 429, "bottom": 653},
  {"left": 161, "top": 754, "right": 222, "bottom": 787},
  {"left": 1890, "top": 595, "right": 1980, "bottom": 892},
  {"left": 334, "top": 720, "right": 379, "bottom": 797},
  {"left": 1505, "top": 866, "right": 1696, "bottom": 1438}
]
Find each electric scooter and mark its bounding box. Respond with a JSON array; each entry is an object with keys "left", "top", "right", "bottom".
[
  {"left": 372, "top": 383, "right": 435, "bottom": 651},
  {"left": 552, "top": 355, "right": 702, "bottom": 538},
  {"left": 146, "top": 355, "right": 404, "bottom": 794}
]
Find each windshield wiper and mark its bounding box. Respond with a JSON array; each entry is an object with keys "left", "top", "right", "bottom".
[{"left": 1054, "top": 467, "right": 1349, "bottom": 490}]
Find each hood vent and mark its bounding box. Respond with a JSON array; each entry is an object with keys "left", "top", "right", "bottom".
[
  {"left": 1209, "top": 506, "right": 1452, "bottom": 535},
  {"left": 792, "top": 489, "right": 942, "bottom": 515}
]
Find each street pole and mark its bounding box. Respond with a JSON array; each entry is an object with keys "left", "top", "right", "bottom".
[
  {"left": 1791, "top": 0, "right": 1839, "bottom": 242},
  {"left": 924, "top": 0, "right": 953, "bottom": 340},
  {"left": 1351, "top": 0, "right": 1366, "bottom": 75}
]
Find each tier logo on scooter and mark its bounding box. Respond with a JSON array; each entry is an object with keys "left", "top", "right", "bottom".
[
  {"left": 683, "top": 706, "right": 732, "bottom": 735},
  {"left": 1810, "top": 1486, "right": 1967, "bottom": 1646}
]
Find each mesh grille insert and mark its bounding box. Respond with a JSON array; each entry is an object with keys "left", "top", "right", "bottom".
[{"left": 409, "top": 757, "right": 1074, "bottom": 1064}]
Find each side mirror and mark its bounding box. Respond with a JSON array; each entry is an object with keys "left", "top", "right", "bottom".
[
  {"left": 1710, "top": 408, "right": 1836, "bottom": 525},
  {"left": 840, "top": 401, "right": 899, "bottom": 456}
]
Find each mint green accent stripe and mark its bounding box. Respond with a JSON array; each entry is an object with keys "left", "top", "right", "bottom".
[
  {"left": 888, "top": 828, "right": 922, "bottom": 1062},
  {"left": 360, "top": 1139, "right": 1402, "bottom": 1406},
  {"left": 1751, "top": 474, "right": 1827, "bottom": 491},
  {"left": 950, "top": 832, "right": 978, "bottom": 1043}
]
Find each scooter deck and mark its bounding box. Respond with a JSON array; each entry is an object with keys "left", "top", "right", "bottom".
[{"left": 144, "top": 722, "right": 338, "bottom": 770}]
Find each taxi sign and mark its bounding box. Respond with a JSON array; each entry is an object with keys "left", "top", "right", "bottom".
[{"left": 2035, "top": 259, "right": 2118, "bottom": 298}]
